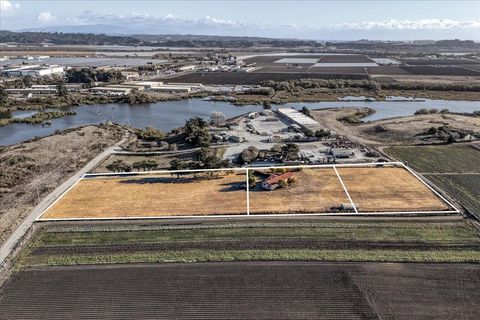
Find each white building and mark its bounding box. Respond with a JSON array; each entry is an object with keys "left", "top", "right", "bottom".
[
  {"left": 1, "top": 65, "right": 64, "bottom": 77},
  {"left": 178, "top": 65, "right": 196, "bottom": 72},
  {"left": 149, "top": 85, "right": 191, "bottom": 93},
  {"left": 90, "top": 87, "right": 131, "bottom": 96},
  {"left": 277, "top": 108, "right": 323, "bottom": 132}
]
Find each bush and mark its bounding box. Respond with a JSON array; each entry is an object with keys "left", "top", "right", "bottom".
[
  {"left": 136, "top": 126, "right": 165, "bottom": 140},
  {"left": 241, "top": 146, "right": 259, "bottom": 163},
  {"left": 414, "top": 108, "right": 429, "bottom": 115},
  {"left": 426, "top": 127, "right": 438, "bottom": 135}
]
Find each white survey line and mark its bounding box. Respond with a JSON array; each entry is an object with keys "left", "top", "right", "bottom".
[
  {"left": 333, "top": 165, "right": 358, "bottom": 214},
  {"left": 246, "top": 168, "right": 250, "bottom": 215},
  {"left": 36, "top": 209, "right": 460, "bottom": 222},
  {"left": 400, "top": 162, "right": 460, "bottom": 213},
  {"left": 37, "top": 173, "right": 86, "bottom": 220},
  {"left": 36, "top": 161, "right": 459, "bottom": 221},
  {"left": 82, "top": 161, "right": 404, "bottom": 177}
]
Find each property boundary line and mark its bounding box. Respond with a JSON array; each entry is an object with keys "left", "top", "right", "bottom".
[
  {"left": 37, "top": 161, "right": 459, "bottom": 221},
  {"left": 82, "top": 161, "right": 405, "bottom": 177},
  {"left": 245, "top": 168, "right": 250, "bottom": 215},
  {"left": 38, "top": 173, "right": 87, "bottom": 220},
  {"left": 36, "top": 209, "right": 461, "bottom": 222},
  {"left": 399, "top": 162, "right": 460, "bottom": 213},
  {"left": 333, "top": 165, "right": 358, "bottom": 214}
]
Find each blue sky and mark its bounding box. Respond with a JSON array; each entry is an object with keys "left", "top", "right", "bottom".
[{"left": 1, "top": 0, "right": 479, "bottom": 40}]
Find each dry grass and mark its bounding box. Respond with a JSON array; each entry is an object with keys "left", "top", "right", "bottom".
[
  {"left": 337, "top": 167, "right": 450, "bottom": 212},
  {"left": 249, "top": 168, "right": 349, "bottom": 214},
  {"left": 0, "top": 125, "right": 123, "bottom": 243},
  {"left": 41, "top": 166, "right": 451, "bottom": 219},
  {"left": 42, "top": 171, "right": 247, "bottom": 219}
]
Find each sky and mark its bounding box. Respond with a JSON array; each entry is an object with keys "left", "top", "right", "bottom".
[{"left": 1, "top": 0, "right": 479, "bottom": 40}]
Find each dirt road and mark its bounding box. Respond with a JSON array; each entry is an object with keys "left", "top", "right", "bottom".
[{"left": 0, "top": 133, "right": 129, "bottom": 267}]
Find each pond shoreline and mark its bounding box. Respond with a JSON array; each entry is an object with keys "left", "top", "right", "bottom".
[{"left": 1, "top": 98, "right": 479, "bottom": 146}]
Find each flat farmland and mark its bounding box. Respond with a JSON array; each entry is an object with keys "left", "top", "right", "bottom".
[
  {"left": 337, "top": 167, "right": 450, "bottom": 212},
  {"left": 400, "top": 58, "right": 479, "bottom": 65},
  {"left": 385, "top": 145, "right": 480, "bottom": 217},
  {"left": 316, "top": 54, "right": 373, "bottom": 63},
  {"left": 400, "top": 66, "right": 480, "bottom": 76},
  {"left": 243, "top": 55, "right": 324, "bottom": 65},
  {"left": 254, "top": 65, "right": 312, "bottom": 73},
  {"left": 465, "top": 64, "right": 480, "bottom": 71},
  {"left": 426, "top": 174, "right": 480, "bottom": 215},
  {"left": 41, "top": 171, "right": 247, "bottom": 219},
  {"left": 385, "top": 145, "right": 480, "bottom": 173},
  {"left": 166, "top": 72, "right": 368, "bottom": 84},
  {"left": 1, "top": 262, "right": 479, "bottom": 320},
  {"left": 0, "top": 263, "right": 378, "bottom": 320},
  {"left": 307, "top": 66, "right": 368, "bottom": 74},
  {"left": 367, "top": 66, "right": 412, "bottom": 75},
  {"left": 249, "top": 168, "right": 350, "bottom": 214},
  {"left": 40, "top": 165, "right": 454, "bottom": 219}
]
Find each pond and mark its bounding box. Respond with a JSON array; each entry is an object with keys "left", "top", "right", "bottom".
[{"left": 0, "top": 98, "right": 479, "bottom": 146}]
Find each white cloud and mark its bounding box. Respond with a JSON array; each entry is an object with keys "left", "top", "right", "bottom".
[
  {"left": 76, "top": 11, "right": 244, "bottom": 29},
  {"left": 332, "top": 19, "right": 480, "bottom": 30},
  {"left": 0, "top": 0, "right": 19, "bottom": 12},
  {"left": 37, "top": 11, "right": 57, "bottom": 24},
  {"left": 72, "top": 12, "right": 480, "bottom": 34},
  {"left": 22, "top": 10, "right": 479, "bottom": 40}
]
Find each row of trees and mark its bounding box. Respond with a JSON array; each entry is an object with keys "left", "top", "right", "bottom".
[
  {"left": 414, "top": 108, "right": 450, "bottom": 115},
  {"left": 263, "top": 77, "right": 480, "bottom": 93},
  {"left": 263, "top": 79, "right": 382, "bottom": 92},
  {"left": 0, "top": 31, "right": 143, "bottom": 46},
  {"left": 106, "top": 159, "right": 159, "bottom": 173},
  {"left": 0, "top": 87, "right": 8, "bottom": 105}
]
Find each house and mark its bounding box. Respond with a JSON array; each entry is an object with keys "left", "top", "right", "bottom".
[{"left": 261, "top": 172, "right": 294, "bottom": 191}]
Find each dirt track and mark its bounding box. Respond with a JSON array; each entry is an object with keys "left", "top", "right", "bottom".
[
  {"left": 0, "top": 125, "right": 124, "bottom": 245},
  {"left": 1, "top": 262, "right": 479, "bottom": 319}
]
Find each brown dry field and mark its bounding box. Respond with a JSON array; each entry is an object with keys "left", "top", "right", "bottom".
[
  {"left": 41, "top": 166, "right": 450, "bottom": 219},
  {"left": 337, "top": 167, "right": 450, "bottom": 212},
  {"left": 42, "top": 172, "right": 247, "bottom": 219},
  {"left": 249, "top": 168, "right": 350, "bottom": 214}
]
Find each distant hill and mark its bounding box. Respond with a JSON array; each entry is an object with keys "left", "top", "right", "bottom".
[
  {"left": 0, "top": 30, "right": 321, "bottom": 48},
  {"left": 21, "top": 24, "right": 134, "bottom": 35},
  {"left": 0, "top": 30, "right": 143, "bottom": 46}
]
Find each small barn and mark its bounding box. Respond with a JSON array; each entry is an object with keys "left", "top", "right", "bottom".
[{"left": 261, "top": 172, "right": 295, "bottom": 191}]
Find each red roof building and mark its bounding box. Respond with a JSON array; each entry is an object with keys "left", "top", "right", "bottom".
[{"left": 261, "top": 172, "right": 295, "bottom": 191}]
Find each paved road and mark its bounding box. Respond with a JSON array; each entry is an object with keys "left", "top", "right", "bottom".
[{"left": 0, "top": 137, "right": 129, "bottom": 267}]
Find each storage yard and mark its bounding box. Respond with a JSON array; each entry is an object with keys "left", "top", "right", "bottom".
[{"left": 40, "top": 164, "right": 454, "bottom": 220}]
